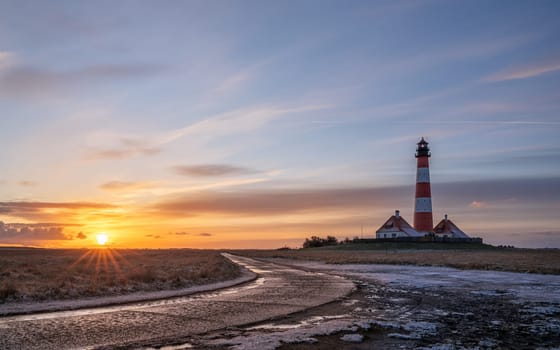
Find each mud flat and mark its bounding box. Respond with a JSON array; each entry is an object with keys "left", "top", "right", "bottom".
[
  {"left": 0, "top": 255, "right": 354, "bottom": 349},
  {"left": 180, "top": 257, "right": 560, "bottom": 350}
]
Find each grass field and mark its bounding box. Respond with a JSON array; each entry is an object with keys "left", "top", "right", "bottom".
[
  {"left": 0, "top": 248, "right": 241, "bottom": 303},
  {"left": 236, "top": 244, "right": 560, "bottom": 275}
]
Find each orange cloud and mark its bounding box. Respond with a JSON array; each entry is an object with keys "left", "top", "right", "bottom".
[
  {"left": 469, "top": 200, "right": 488, "bottom": 209},
  {"left": 1, "top": 177, "right": 559, "bottom": 248},
  {"left": 152, "top": 186, "right": 406, "bottom": 216},
  {"left": 18, "top": 180, "right": 38, "bottom": 187},
  {"left": 0, "top": 201, "right": 117, "bottom": 223},
  {"left": 174, "top": 232, "right": 213, "bottom": 237},
  {"left": 99, "top": 181, "right": 155, "bottom": 192}
]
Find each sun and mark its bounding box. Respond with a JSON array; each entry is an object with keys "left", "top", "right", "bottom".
[{"left": 96, "top": 233, "right": 109, "bottom": 246}]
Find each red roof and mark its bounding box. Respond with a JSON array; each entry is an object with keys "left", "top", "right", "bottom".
[
  {"left": 376, "top": 213, "right": 424, "bottom": 237},
  {"left": 433, "top": 217, "right": 469, "bottom": 238}
]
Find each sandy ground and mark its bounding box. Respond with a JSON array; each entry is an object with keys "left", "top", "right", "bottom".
[{"left": 173, "top": 257, "right": 560, "bottom": 350}]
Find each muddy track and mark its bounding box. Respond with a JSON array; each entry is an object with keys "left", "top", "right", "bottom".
[
  {"left": 250, "top": 257, "right": 427, "bottom": 319},
  {"left": 0, "top": 254, "right": 354, "bottom": 350}
]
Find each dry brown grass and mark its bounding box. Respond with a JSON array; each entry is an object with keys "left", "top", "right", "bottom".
[
  {"left": 237, "top": 248, "right": 560, "bottom": 275},
  {"left": 0, "top": 248, "right": 240, "bottom": 303}
]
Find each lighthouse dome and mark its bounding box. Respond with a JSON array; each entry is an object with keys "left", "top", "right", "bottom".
[{"left": 415, "top": 137, "right": 431, "bottom": 158}]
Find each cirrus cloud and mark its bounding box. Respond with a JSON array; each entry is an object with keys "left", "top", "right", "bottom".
[
  {"left": 469, "top": 200, "right": 489, "bottom": 209},
  {"left": 484, "top": 58, "right": 560, "bottom": 82},
  {"left": 99, "top": 180, "right": 156, "bottom": 192},
  {"left": 85, "top": 138, "right": 162, "bottom": 161},
  {"left": 172, "top": 164, "right": 258, "bottom": 177}
]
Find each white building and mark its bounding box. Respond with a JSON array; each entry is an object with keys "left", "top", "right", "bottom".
[
  {"left": 433, "top": 214, "right": 470, "bottom": 238},
  {"left": 375, "top": 210, "right": 424, "bottom": 239}
]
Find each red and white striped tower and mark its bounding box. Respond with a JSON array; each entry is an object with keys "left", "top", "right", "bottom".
[{"left": 414, "top": 137, "right": 433, "bottom": 232}]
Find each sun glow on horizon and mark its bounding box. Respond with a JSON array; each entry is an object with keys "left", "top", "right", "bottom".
[{"left": 96, "top": 233, "right": 109, "bottom": 246}]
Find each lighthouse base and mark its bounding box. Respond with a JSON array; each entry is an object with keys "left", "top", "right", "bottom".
[{"left": 414, "top": 212, "right": 434, "bottom": 232}]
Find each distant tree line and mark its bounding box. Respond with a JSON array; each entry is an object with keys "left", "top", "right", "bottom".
[{"left": 302, "top": 235, "right": 338, "bottom": 248}]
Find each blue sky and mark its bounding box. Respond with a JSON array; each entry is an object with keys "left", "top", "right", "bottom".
[{"left": 0, "top": 0, "right": 559, "bottom": 248}]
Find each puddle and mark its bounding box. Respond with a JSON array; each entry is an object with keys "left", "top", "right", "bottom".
[
  {"left": 342, "top": 299, "right": 360, "bottom": 306},
  {"left": 470, "top": 289, "right": 511, "bottom": 297},
  {"left": 248, "top": 323, "right": 303, "bottom": 330},
  {"left": 246, "top": 314, "right": 351, "bottom": 330},
  {"left": 144, "top": 343, "right": 194, "bottom": 350},
  {"left": 0, "top": 278, "right": 268, "bottom": 324},
  {"left": 210, "top": 278, "right": 266, "bottom": 295}
]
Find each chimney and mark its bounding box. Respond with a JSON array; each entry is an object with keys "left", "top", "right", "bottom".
[
  {"left": 395, "top": 210, "right": 400, "bottom": 218},
  {"left": 444, "top": 214, "right": 448, "bottom": 221}
]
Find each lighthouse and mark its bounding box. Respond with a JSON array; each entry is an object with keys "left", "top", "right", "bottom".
[
  {"left": 376, "top": 138, "right": 478, "bottom": 242},
  {"left": 413, "top": 137, "right": 433, "bottom": 232}
]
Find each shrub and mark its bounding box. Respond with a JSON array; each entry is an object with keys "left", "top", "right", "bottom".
[{"left": 303, "top": 235, "right": 338, "bottom": 248}]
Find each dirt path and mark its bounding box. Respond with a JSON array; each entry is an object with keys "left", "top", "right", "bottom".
[{"left": 0, "top": 254, "right": 354, "bottom": 350}]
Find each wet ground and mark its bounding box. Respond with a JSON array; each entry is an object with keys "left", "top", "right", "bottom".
[
  {"left": 2, "top": 256, "right": 559, "bottom": 349},
  {"left": 177, "top": 259, "right": 559, "bottom": 350},
  {"left": 0, "top": 255, "right": 353, "bottom": 349}
]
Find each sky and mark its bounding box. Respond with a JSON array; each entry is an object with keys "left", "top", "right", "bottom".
[{"left": 0, "top": 0, "right": 559, "bottom": 249}]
